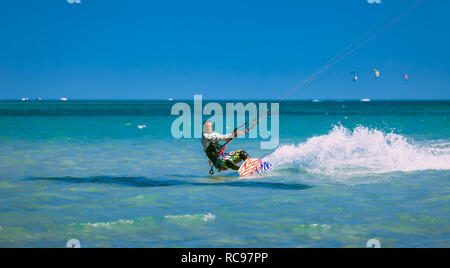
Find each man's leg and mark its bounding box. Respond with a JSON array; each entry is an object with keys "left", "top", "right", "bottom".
[
  {"left": 224, "top": 150, "right": 250, "bottom": 171},
  {"left": 224, "top": 159, "right": 240, "bottom": 170}
]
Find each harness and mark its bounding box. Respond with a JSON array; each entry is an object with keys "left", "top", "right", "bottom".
[
  {"left": 205, "top": 136, "right": 231, "bottom": 175},
  {"left": 204, "top": 140, "right": 220, "bottom": 165},
  {"left": 206, "top": 126, "right": 241, "bottom": 175}
]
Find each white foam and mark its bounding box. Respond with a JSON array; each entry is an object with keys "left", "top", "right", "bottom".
[
  {"left": 84, "top": 219, "right": 134, "bottom": 229},
  {"left": 263, "top": 125, "right": 450, "bottom": 176},
  {"left": 79, "top": 216, "right": 153, "bottom": 229},
  {"left": 203, "top": 213, "right": 216, "bottom": 222},
  {"left": 165, "top": 213, "right": 215, "bottom": 222},
  {"left": 299, "top": 224, "right": 331, "bottom": 230}
]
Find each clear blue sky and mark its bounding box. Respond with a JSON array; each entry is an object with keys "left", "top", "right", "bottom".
[{"left": 0, "top": 0, "right": 449, "bottom": 100}]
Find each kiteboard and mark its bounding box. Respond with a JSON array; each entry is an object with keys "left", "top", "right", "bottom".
[{"left": 238, "top": 158, "right": 272, "bottom": 177}]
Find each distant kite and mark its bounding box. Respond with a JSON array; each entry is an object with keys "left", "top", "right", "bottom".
[
  {"left": 351, "top": 72, "right": 359, "bottom": 82},
  {"left": 373, "top": 69, "right": 380, "bottom": 79},
  {"left": 404, "top": 73, "right": 409, "bottom": 81}
]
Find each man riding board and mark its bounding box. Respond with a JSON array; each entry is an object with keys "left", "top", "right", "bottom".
[{"left": 201, "top": 120, "right": 249, "bottom": 172}]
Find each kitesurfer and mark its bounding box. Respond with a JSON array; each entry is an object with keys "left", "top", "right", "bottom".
[{"left": 201, "top": 120, "right": 249, "bottom": 171}]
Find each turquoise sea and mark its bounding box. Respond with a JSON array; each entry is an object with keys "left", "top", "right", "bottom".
[{"left": 0, "top": 100, "right": 449, "bottom": 248}]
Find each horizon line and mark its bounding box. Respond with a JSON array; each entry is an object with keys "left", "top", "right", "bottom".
[{"left": 1, "top": 98, "right": 449, "bottom": 102}]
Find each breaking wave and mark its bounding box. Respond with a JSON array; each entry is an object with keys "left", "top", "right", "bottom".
[{"left": 264, "top": 125, "right": 450, "bottom": 176}]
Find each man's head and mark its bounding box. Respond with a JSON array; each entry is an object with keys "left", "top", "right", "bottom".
[{"left": 203, "top": 120, "right": 213, "bottom": 134}]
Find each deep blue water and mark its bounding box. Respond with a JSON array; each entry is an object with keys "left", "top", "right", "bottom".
[{"left": 0, "top": 100, "right": 449, "bottom": 247}]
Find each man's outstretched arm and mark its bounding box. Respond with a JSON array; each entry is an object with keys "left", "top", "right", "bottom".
[{"left": 203, "top": 132, "right": 234, "bottom": 141}]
